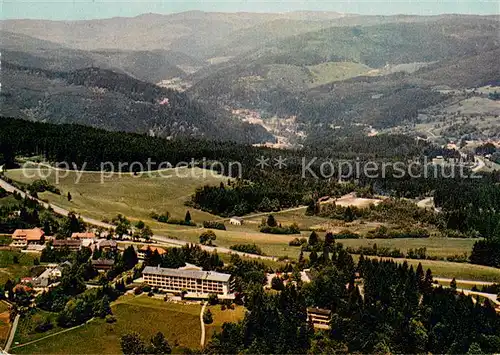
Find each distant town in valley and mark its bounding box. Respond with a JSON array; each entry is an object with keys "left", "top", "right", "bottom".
[{"left": 0, "top": 3, "right": 499, "bottom": 354}]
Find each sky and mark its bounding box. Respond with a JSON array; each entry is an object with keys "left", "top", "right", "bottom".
[{"left": 2, "top": 0, "right": 499, "bottom": 20}]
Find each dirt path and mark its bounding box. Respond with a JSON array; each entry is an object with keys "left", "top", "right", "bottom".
[
  {"left": 199, "top": 301, "right": 207, "bottom": 347},
  {"left": 4, "top": 314, "right": 19, "bottom": 353}
]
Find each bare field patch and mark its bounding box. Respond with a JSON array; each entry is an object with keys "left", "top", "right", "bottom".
[{"left": 5, "top": 167, "right": 227, "bottom": 223}]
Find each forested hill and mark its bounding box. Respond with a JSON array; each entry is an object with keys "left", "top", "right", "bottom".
[
  {"left": 0, "top": 62, "right": 273, "bottom": 144},
  {"left": 0, "top": 117, "right": 448, "bottom": 171},
  {"left": 187, "top": 18, "right": 500, "bottom": 131},
  {"left": 236, "top": 19, "right": 500, "bottom": 68},
  {"left": 0, "top": 30, "right": 203, "bottom": 83}
]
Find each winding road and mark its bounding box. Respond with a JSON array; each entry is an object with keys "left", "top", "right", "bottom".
[{"left": 0, "top": 177, "right": 277, "bottom": 261}]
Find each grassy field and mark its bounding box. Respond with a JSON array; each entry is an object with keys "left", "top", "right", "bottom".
[
  {"left": 0, "top": 235, "right": 12, "bottom": 246},
  {"left": 434, "top": 280, "right": 481, "bottom": 291},
  {"left": 360, "top": 256, "right": 500, "bottom": 283},
  {"left": 14, "top": 310, "right": 62, "bottom": 345},
  {"left": 308, "top": 61, "right": 371, "bottom": 87},
  {"left": 205, "top": 305, "right": 246, "bottom": 340},
  {"left": 13, "top": 295, "right": 203, "bottom": 354},
  {"left": 0, "top": 301, "right": 11, "bottom": 347},
  {"left": 4, "top": 167, "right": 495, "bottom": 282},
  {"left": 0, "top": 251, "right": 36, "bottom": 285},
  {"left": 5, "top": 167, "right": 227, "bottom": 223},
  {"left": 337, "top": 237, "right": 477, "bottom": 259}
]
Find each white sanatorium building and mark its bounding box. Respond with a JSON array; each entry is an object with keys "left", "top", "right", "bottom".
[{"left": 142, "top": 266, "right": 235, "bottom": 299}]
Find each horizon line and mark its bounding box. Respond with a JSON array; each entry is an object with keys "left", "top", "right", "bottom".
[{"left": 2, "top": 9, "right": 499, "bottom": 22}]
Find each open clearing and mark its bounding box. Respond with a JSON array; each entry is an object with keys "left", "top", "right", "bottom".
[
  {"left": 5, "top": 167, "right": 227, "bottom": 223},
  {"left": 308, "top": 61, "right": 371, "bottom": 87},
  {"left": 205, "top": 305, "right": 246, "bottom": 340},
  {"left": 360, "top": 256, "right": 500, "bottom": 283},
  {"left": 13, "top": 295, "right": 203, "bottom": 354},
  {"left": 337, "top": 237, "right": 478, "bottom": 259}
]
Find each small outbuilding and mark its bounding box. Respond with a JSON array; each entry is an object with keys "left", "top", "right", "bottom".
[{"left": 229, "top": 217, "right": 244, "bottom": 226}]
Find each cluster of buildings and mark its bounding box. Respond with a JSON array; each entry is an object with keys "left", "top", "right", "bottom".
[
  {"left": 10, "top": 228, "right": 118, "bottom": 254},
  {"left": 139, "top": 264, "right": 332, "bottom": 328},
  {"left": 11, "top": 229, "right": 331, "bottom": 329},
  {"left": 21, "top": 261, "right": 72, "bottom": 289}
]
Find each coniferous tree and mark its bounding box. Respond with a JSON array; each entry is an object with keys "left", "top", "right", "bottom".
[
  {"left": 122, "top": 246, "right": 138, "bottom": 270},
  {"left": 308, "top": 231, "right": 319, "bottom": 247},
  {"left": 149, "top": 332, "right": 172, "bottom": 354},
  {"left": 184, "top": 210, "right": 192, "bottom": 223},
  {"left": 267, "top": 214, "right": 277, "bottom": 227}
]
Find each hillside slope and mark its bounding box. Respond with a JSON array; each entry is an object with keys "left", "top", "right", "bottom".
[
  {"left": 0, "top": 31, "right": 202, "bottom": 83},
  {"left": 188, "top": 18, "right": 500, "bottom": 130},
  {"left": 0, "top": 63, "right": 273, "bottom": 143}
]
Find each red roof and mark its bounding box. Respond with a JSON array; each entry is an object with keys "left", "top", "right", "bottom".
[{"left": 12, "top": 228, "right": 45, "bottom": 241}]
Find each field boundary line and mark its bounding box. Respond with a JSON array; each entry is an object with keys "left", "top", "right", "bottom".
[
  {"left": 11, "top": 318, "right": 95, "bottom": 350},
  {"left": 200, "top": 301, "right": 207, "bottom": 347}
]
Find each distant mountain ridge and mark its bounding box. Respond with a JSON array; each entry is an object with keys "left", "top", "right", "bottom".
[
  {"left": 0, "top": 31, "right": 203, "bottom": 83},
  {"left": 0, "top": 62, "right": 274, "bottom": 143},
  {"left": 1, "top": 11, "right": 499, "bottom": 142},
  {"left": 3, "top": 11, "right": 497, "bottom": 59}
]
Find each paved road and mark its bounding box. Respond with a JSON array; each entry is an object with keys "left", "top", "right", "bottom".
[
  {"left": 458, "top": 289, "right": 500, "bottom": 307},
  {"left": 4, "top": 314, "right": 20, "bottom": 353},
  {"left": 199, "top": 301, "right": 207, "bottom": 347},
  {"left": 0, "top": 177, "right": 277, "bottom": 261},
  {"left": 433, "top": 283, "right": 500, "bottom": 311},
  {"left": 434, "top": 277, "right": 496, "bottom": 287}
]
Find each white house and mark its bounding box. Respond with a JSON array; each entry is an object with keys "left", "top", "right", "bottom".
[{"left": 229, "top": 217, "right": 243, "bottom": 226}]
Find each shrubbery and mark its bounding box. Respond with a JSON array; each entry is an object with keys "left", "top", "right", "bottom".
[
  {"left": 230, "top": 244, "right": 264, "bottom": 255},
  {"left": 28, "top": 179, "right": 61, "bottom": 196},
  {"left": 332, "top": 230, "right": 361, "bottom": 239},
  {"left": 366, "top": 226, "right": 429, "bottom": 239},
  {"left": 203, "top": 221, "right": 226, "bottom": 230},
  {"left": 199, "top": 230, "right": 217, "bottom": 246},
  {"left": 260, "top": 224, "right": 300, "bottom": 235},
  {"left": 289, "top": 237, "right": 307, "bottom": 246},
  {"left": 151, "top": 211, "right": 196, "bottom": 226}
]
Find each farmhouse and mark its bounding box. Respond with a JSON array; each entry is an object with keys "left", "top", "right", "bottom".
[
  {"left": 229, "top": 217, "right": 244, "bottom": 226},
  {"left": 142, "top": 265, "right": 234, "bottom": 299},
  {"left": 137, "top": 246, "right": 167, "bottom": 260},
  {"left": 91, "top": 258, "right": 115, "bottom": 271},
  {"left": 307, "top": 307, "right": 332, "bottom": 329},
  {"left": 11, "top": 228, "right": 45, "bottom": 247}
]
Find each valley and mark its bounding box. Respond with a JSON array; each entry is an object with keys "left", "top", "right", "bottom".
[{"left": 0, "top": 8, "right": 499, "bottom": 355}]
